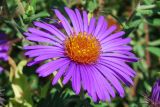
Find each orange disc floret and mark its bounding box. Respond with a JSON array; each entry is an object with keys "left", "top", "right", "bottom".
[{"left": 65, "top": 32, "right": 101, "bottom": 64}]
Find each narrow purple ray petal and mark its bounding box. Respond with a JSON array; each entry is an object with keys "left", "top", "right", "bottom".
[
  {"left": 27, "top": 61, "right": 41, "bottom": 66},
  {"left": 101, "top": 31, "right": 125, "bottom": 44},
  {"left": 25, "top": 33, "right": 55, "bottom": 44},
  {"left": 25, "top": 33, "right": 63, "bottom": 48},
  {"left": 0, "top": 53, "right": 8, "bottom": 60},
  {"left": 83, "top": 11, "right": 88, "bottom": 33},
  {"left": 25, "top": 48, "right": 63, "bottom": 56},
  {"left": 94, "top": 65, "right": 116, "bottom": 98},
  {"left": 102, "top": 38, "right": 123, "bottom": 46},
  {"left": 54, "top": 9, "right": 73, "bottom": 36},
  {"left": 37, "top": 58, "right": 70, "bottom": 77},
  {"left": 75, "top": 9, "right": 84, "bottom": 33},
  {"left": 93, "top": 67, "right": 113, "bottom": 101},
  {"left": 100, "top": 60, "right": 134, "bottom": 86},
  {"left": 81, "top": 65, "right": 96, "bottom": 99},
  {"left": 89, "top": 66, "right": 110, "bottom": 101},
  {"left": 28, "top": 28, "right": 62, "bottom": 43},
  {"left": 34, "top": 22, "right": 66, "bottom": 40},
  {"left": 26, "top": 51, "right": 63, "bottom": 58},
  {"left": 101, "top": 38, "right": 132, "bottom": 50},
  {"left": 79, "top": 65, "right": 87, "bottom": 90},
  {"left": 88, "top": 17, "right": 96, "bottom": 34},
  {"left": 88, "top": 66, "right": 104, "bottom": 100},
  {"left": 0, "top": 66, "right": 3, "bottom": 73},
  {"left": 62, "top": 62, "right": 76, "bottom": 84},
  {"left": 98, "top": 25, "right": 117, "bottom": 41},
  {"left": 52, "top": 63, "right": 69, "bottom": 85},
  {"left": 96, "top": 63, "right": 125, "bottom": 97},
  {"left": 101, "top": 53, "right": 138, "bottom": 62},
  {"left": 93, "top": 16, "right": 104, "bottom": 36},
  {"left": 101, "top": 57, "right": 135, "bottom": 77},
  {"left": 100, "top": 57, "right": 136, "bottom": 76},
  {"left": 111, "top": 51, "right": 135, "bottom": 56},
  {"left": 96, "top": 20, "right": 108, "bottom": 38},
  {"left": 83, "top": 65, "right": 97, "bottom": 102},
  {"left": 34, "top": 53, "right": 64, "bottom": 61},
  {"left": 64, "top": 7, "right": 80, "bottom": 34},
  {"left": 24, "top": 45, "right": 60, "bottom": 50},
  {"left": 72, "top": 64, "right": 81, "bottom": 94},
  {"left": 102, "top": 46, "right": 132, "bottom": 52}
]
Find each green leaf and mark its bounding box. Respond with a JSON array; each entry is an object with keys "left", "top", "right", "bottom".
[
  {"left": 156, "top": 1, "right": 160, "bottom": 8},
  {"left": 137, "top": 9, "right": 154, "bottom": 16},
  {"left": 148, "top": 47, "right": 160, "bottom": 57},
  {"left": 149, "top": 39, "right": 160, "bottom": 46},
  {"left": 30, "top": 0, "right": 36, "bottom": 12},
  {"left": 9, "top": 60, "right": 33, "bottom": 106},
  {"left": 148, "top": 18, "right": 160, "bottom": 26},
  {"left": 30, "top": 11, "right": 49, "bottom": 21},
  {"left": 87, "top": 0, "right": 98, "bottom": 13},
  {"left": 143, "top": 0, "right": 154, "bottom": 5}
]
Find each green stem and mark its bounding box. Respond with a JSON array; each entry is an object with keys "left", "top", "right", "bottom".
[
  {"left": 126, "top": 0, "right": 141, "bottom": 24},
  {"left": 80, "top": 89, "right": 88, "bottom": 107}
]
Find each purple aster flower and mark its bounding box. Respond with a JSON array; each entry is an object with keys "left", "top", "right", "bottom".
[
  {"left": 0, "top": 33, "right": 9, "bottom": 73},
  {"left": 147, "top": 80, "right": 160, "bottom": 107},
  {"left": 24, "top": 7, "right": 138, "bottom": 102}
]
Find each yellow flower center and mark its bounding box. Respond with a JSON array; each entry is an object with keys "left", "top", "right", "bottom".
[{"left": 64, "top": 32, "right": 101, "bottom": 64}]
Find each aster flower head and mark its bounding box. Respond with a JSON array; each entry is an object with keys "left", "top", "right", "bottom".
[
  {"left": 147, "top": 80, "right": 160, "bottom": 107},
  {"left": 24, "top": 7, "right": 138, "bottom": 102},
  {"left": 0, "top": 33, "right": 9, "bottom": 73}
]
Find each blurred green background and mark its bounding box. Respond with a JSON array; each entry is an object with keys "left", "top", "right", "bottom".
[{"left": 0, "top": 0, "right": 160, "bottom": 107}]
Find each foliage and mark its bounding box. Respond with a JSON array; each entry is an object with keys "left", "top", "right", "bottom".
[{"left": 0, "top": 0, "right": 160, "bottom": 107}]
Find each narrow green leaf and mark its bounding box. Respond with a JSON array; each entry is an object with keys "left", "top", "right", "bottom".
[
  {"left": 149, "top": 39, "right": 160, "bottom": 46},
  {"left": 148, "top": 47, "right": 160, "bottom": 57}
]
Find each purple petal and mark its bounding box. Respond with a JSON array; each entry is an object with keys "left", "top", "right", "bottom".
[
  {"left": 0, "top": 66, "right": 3, "bottom": 73},
  {"left": 89, "top": 66, "right": 111, "bottom": 101},
  {"left": 34, "top": 53, "right": 64, "bottom": 61},
  {"left": 99, "top": 60, "right": 134, "bottom": 86},
  {"left": 93, "top": 66, "right": 116, "bottom": 100},
  {"left": 83, "top": 65, "right": 97, "bottom": 102},
  {"left": 34, "top": 22, "right": 66, "bottom": 40},
  {"left": 72, "top": 64, "right": 81, "bottom": 94},
  {"left": 88, "top": 17, "right": 96, "bottom": 34},
  {"left": 101, "top": 53, "right": 138, "bottom": 62},
  {"left": 93, "top": 16, "right": 104, "bottom": 36},
  {"left": 64, "top": 7, "right": 80, "bottom": 34},
  {"left": 102, "top": 46, "right": 132, "bottom": 52},
  {"left": 75, "top": 9, "right": 84, "bottom": 33},
  {"left": 25, "top": 48, "right": 64, "bottom": 56},
  {"left": 25, "top": 33, "right": 55, "bottom": 44},
  {"left": 37, "top": 58, "right": 70, "bottom": 77},
  {"left": 0, "top": 53, "right": 8, "bottom": 61},
  {"left": 101, "top": 38, "right": 132, "bottom": 50},
  {"left": 100, "top": 57, "right": 136, "bottom": 76},
  {"left": 54, "top": 9, "right": 73, "bottom": 36},
  {"left": 101, "top": 31, "right": 125, "bottom": 44},
  {"left": 96, "top": 63, "right": 125, "bottom": 97},
  {"left": 52, "top": 63, "right": 69, "bottom": 85},
  {"left": 24, "top": 45, "right": 61, "bottom": 50},
  {"left": 96, "top": 20, "right": 108, "bottom": 38},
  {"left": 82, "top": 11, "right": 88, "bottom": 33},
  {"left": 28, "top": 28, "right": 62, "bottom": 43},
  {"left": 98, "top": 25, "right": 117, "bottom": 41},
  {"left": 63, "top": 62, "right": 76, "bottom": 84},
  {"left": 94, "top": 65, "right": 116, "bottom": 98},
  {"left": 27, "top": 61, "right": 41, "bottom": 66}
]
